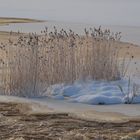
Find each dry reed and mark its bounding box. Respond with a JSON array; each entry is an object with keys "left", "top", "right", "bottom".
[{"left": 0, "top": 27, "right": 127, "bottom": 97}]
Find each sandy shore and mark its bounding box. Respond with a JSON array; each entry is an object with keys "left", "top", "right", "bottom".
[
  {"left": 0, "top": 97, "right": 140, "bottom": 140},
  {"left": 0, "top": 17, "right": 43, "bottom": 25}
]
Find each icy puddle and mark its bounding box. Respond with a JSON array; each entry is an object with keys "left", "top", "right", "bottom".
[{"left": 1, "top": 95, "right": 140, "bottom": 122}]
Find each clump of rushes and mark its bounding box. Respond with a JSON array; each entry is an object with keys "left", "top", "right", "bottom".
[
  {"left": 0, "top": 27, "right": 129, "bottom": 97},
  {"left": 118, "top": 77, "right": 140, "bottom": 104}
]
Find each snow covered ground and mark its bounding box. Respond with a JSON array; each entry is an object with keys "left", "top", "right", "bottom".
[{"left": 43, "top": 78, "right": 140, "bottom": 105}]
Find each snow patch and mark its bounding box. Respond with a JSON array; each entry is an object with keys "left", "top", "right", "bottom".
[{"left": 44, "top": 79, "right": 140, "bottom": 105}]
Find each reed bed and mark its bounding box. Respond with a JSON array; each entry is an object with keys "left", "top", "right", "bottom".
[{"left": 0, "top": 27, "right": 127, "bottom": 97}]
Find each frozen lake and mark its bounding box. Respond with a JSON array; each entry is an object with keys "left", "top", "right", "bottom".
[
  {"left": 0, "top": 0, "right": 140, "bottom": 27},
  {"left": 0, "top": 21, "right": 140, "bottom": 45},
  {"left": 0, "top": 0, "right": 140, "bottom": 44},
  {"left": 1, "top": 95, "right": 140, "bottom": 122}
]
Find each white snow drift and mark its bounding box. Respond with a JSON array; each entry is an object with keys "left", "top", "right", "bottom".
[{"left": 44, "top": 79, "right": 140, "bottom": 105}]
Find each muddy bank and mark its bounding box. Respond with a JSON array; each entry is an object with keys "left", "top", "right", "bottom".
[{"left": 0, "top": 102, "right": 140, "bottom": 140}]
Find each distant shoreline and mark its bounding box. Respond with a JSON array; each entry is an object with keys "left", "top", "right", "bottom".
[{"left": 0, "top": 17, "right": 45, "bottom": 25}]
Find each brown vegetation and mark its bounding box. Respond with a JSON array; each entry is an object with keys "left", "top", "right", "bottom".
[
  {"left": 0, "top": 27, "right": 131, "bottom": 96},
  {"left": 0, "top": 102, "right": 140, "bottom": 140}
]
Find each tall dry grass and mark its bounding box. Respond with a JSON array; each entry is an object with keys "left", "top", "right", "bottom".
[{"left": 0, "top": 27, "right": 128, "bottom": 97}]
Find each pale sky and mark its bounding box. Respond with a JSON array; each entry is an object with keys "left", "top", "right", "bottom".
[{"left": 0, "top": 0, "right": 140, "bottom": 26}]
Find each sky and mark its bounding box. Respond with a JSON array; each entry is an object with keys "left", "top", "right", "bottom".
[{"left": 0, "top": 0, "right": 140, "bottom": 26}]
